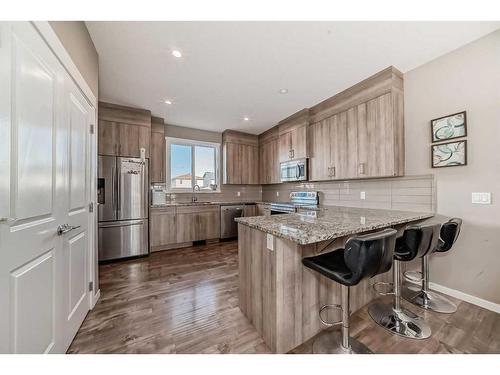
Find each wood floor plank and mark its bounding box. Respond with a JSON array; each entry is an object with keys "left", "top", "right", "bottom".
[{"left": 68, "top": 240, "right": 499, "bottom": 354}]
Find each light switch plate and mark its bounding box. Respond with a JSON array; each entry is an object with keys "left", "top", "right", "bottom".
[
  {"left": 266, "top": 234, "right": 274, "bottom": 251},
  {"left": 472, "top": 192, "right": 492, "bottom": 205},
  {"left": 360, "top": 191, "right": 366, "bottom": 200}
]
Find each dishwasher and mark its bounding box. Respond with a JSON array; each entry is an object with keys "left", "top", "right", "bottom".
[{"left": 220, "top": 205, "right": 245, "bottom": 239}]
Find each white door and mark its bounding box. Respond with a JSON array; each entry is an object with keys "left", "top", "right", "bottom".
[{"left": 0, "top": 22, "right": 93, "bottom": 353}]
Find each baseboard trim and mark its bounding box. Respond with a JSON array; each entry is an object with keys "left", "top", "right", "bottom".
[
  {"left": 429, "top": 282, "right": 500, "bottom": 314},
  {"left": 91, "top": 289, "right": 101, "bottom": 309}
]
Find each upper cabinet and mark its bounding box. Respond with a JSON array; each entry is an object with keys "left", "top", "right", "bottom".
[
  {"left": 259, "top": 126, "right": 280, "bottom": 184},
  {"left": 98, "top": 102, "right": 151, "bottom": 158},
  {"left": 308, "top": 66, "right": 404, "bottom": 181},
  {"left": 150, "top": 116, "right": 166, "bottom": 183},
  {"left": 278, "top": 109, "right": 309, "bottom": 162},
  {"left": 222, "top": 130, "right": 259, "bottom": 185}
]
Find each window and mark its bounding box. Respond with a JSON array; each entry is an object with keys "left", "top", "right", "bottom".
[{"left": 166, "top": 137, "right": 220, "bottom": 192}]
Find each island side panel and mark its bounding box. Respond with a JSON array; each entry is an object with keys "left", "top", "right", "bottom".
[{"left": 238, "top": 224, "right": 277, "bottom": 351}]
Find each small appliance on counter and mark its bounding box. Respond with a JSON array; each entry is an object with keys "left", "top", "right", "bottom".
[{"left": 151, "top": 185, "right": 168, "bottom": 206}]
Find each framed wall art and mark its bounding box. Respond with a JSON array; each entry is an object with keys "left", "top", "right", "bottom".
[
  {"left": 431, "top": 139, "right": 467, "bottom": 168},
  {"left": 431, "top": 111, "right": 467, "bottom": 143}
]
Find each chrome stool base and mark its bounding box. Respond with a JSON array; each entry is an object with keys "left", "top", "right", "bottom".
[
  {"left": 313, "top": 330, "right": 372, "bottom": 354},
  {"left": 368, "top": 302, "right": 431, "bottom": 340},
  {"left": 402, "top": 286, "right": 457, "bottom": 314}
]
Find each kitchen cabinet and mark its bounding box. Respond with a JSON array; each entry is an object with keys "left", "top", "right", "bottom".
[
  {"left": 150, "top": 117, "right": 166, "bottom": 183},
  {"left": 259, "top": 127, "right": 280, "bottom": 184},
  {"left": 256, "top": 203, "right": 271, "bottom": 216},
  {"left": 222, "top": 130, "right": 259, "bottom": 185},
  {"left": 150, "top": 207, "right": 176, "bottom": 251},
  {"left": 176, "top": 205, "right": 220, "bottom": 243},
  {"left": 278, "top": 109, "right": 309, "bottom": 163},
  {"left": 243, "top": 204, "right": 257, "bottom": 217},
  {"left": 98, "top": 102, "right": 151, "bottom": 158},
  {"left": 308, "top": 67, "right": 404, "bottom": 180}
]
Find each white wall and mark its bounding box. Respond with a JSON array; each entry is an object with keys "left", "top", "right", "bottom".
[{"left": 404, "top": 29, "right": 500, "bottom": 304}]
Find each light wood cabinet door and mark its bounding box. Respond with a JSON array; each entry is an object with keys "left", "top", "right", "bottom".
[
  {"left": 290, "top": 125, "right": 308, "bottom": 160},
  {"left": 309, "top": 119, "right": 331, "bottom": 181},
  {"left": 243, "top": 204, "right": 257, "bottom": 217},
  {"left": 259, "top": 140, "right": 279, "bottom": 184},
  {"left": 279, "top": 126, "right": 307, "bottom": 162},
  {"left": 98, "top": 120, "right": 118, "bottom": 156},
  {"left": 176, "top": 205, "right": 220, "bottom": 242},
  {"left": 150, "top": 131, "right": 165, "bottom": 183},
  {"left": 278, "top": 131, "right": 292, "bottom": 162},
  {"left": 256, "top": 204, "right": 270, "bottom": 216},
  {"left": 357, "top": 93, "right": 395, "bottom": 178},
  {"left": 240, "top": 144, "right": 259, "bottom": 184},
  {"left": 150, "top": 208, "right": 176, "bottom": 248},
  {"left": 224, "top": 142, "right": 241, "bottom": 184},
  {"left": 115, "top": 123, "right": 151, "bottom": 158}
]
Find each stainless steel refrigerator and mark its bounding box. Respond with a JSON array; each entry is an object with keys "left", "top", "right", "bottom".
[{"left": 98, "top": 156, "right": 149, "bottom": 261}]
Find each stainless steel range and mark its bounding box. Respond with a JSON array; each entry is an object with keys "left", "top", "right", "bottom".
[{"left": 270, "top": 191, "right": 319, "bottom": 215}]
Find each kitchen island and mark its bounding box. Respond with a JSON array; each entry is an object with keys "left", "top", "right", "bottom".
[{"left": 235, "top": 206, "right": 433, "bottom": 353}]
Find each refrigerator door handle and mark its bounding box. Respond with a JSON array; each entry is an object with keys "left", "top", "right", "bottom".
[
  {"left": 116, "top": 163, "right": 121, "bottom": 212},
  {"left": 111, "top": 165, "right": 116, "bottom": 212},
  {"left": 98, "top": 219, "right": 144, "bottom": 228}
]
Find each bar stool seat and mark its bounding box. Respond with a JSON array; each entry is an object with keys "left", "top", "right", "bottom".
[
  {"left": 402, "top": 218, "right": 462, "bottom": 313},
  {"left": 302, "top": 228, "right": 397, "bottom": 354},
  {"left": 368, "top": 222, "right": 440, "bottom": 340}
]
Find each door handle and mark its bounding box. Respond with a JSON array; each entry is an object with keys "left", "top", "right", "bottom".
[{"left": 57, "top": 224, "right": 81, "bottom": 236}]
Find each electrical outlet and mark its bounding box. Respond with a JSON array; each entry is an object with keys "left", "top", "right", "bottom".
[
  {"left": 360, "top": 216, "right": 366, "bottom": 225},
  {"left": 276, "top": 191, "right": 279, "bottom": 197},
  {"left": 237, "top": 191, "right": 241, "bottom": 197},
  {"left": 472, "top": 192, "right": 491, "bottom": 204},
  {"left": 266, "top": 234, "right": 274, "bottom": 251},
  {"left": 360, "top": 191, "right": 366, "bottom": 200}
]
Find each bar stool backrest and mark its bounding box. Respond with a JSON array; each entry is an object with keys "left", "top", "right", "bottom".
[
  {"left": 344, "top": 228, "right": 398, "bottom": 285},
  {"left": 436, "top": 218, "right": 462, "bottom": 253},
  {"left": 395, "top": 222, "right": 441, "bottom": 261}
]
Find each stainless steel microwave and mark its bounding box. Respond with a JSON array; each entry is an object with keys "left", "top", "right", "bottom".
[{"left": 280, "top": 158, "right": 308, "bottom": 182}]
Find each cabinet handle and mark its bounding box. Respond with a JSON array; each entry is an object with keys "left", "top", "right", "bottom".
[{"left": 358, "top": 162, "right": 366, "bottom": 175}]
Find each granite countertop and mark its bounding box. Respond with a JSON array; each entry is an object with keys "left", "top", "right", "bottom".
[
  {"left": 235, "top": 206, "right": 434, "bottom": 245},
  {"left": 151, "top": 201, "right": 270, "bottom": 208}
]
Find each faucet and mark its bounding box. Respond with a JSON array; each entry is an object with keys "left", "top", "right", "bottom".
[{"left": 192, "top": 184, "right": 200, "bottom": 202}]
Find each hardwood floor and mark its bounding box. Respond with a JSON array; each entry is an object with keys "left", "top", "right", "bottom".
[{"left": 68, "top": 240, "right": 500, "bottom": 354}]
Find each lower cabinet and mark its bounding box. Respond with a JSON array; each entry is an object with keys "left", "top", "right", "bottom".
[
  {"left": 256, "top": 203, "right": 271, "bottom": 216},
  {"left": 176, "top": 205, "right": 221, "bottom": 243},
  {"left": 151, "top": 205, "right": 221, "bottom": 251},
  {"left": 150, "top": 207, "right": 177, "bottom": 251},
  {"left": 243, "top": 204, "right": 257, "bottom": 217}
]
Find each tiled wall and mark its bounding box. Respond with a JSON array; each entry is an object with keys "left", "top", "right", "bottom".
[
  {"left": 153, "top": 184, "right": 263, "bottom": 204},
  {"left": 262, "top": 174, "right": 435, "bottom": 213}
]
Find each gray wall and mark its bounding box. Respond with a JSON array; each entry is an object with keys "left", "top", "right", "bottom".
[
  {"left": 49, "top": 21, "right": 99, "bottom": 97},
  {"left": 404, "top": 29, "right": 500, "bottom": 304}
]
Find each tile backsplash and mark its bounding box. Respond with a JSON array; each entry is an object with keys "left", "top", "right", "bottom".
[
  {"left": 152, "top": 175, "right": 435, "bottom": 212},
  {"left": 262, "top": 174, "right": 435, "bottom": 213},
  {"left": 151, "top": 184, "right": 262, "bottom": 204}
]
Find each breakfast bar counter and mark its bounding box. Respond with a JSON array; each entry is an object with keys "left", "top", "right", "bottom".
[{"left": 235, "top": 206, "right": 434, "bottom": 353}]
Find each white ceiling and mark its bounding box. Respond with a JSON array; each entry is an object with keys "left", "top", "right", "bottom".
[{"left": 86, "top": 21, "right": 499, "bottom": 134}]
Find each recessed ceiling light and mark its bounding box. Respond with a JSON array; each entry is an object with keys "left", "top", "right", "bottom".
[
  {"left": 164, "top": 100, "right": 172, "bottom": 105},
  {"left": 172, "top": 50, "right": 182, "bottom": 58},
  {"left": 279, "top": 88, "right": 288, "bottom": 94},
  {"left": 243, "top": 117, "right": 250, "bottom": 121}
]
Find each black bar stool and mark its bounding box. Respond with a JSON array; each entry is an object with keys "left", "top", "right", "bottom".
[
  {"left": 402, "top": 218, "right": 462, "bottom": 313},
  {"left": 368, "top": 222, "right": 440, "bottom": 339},
  {"left": 302, "top": 228, "right": 397, "bottom": 354}
]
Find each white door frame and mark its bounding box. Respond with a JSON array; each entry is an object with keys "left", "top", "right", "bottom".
[{"left": 32, "top": 21, "right": 100, "bottom": 308}]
